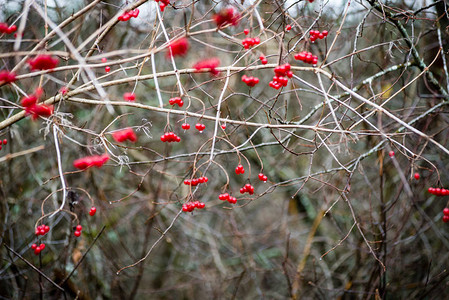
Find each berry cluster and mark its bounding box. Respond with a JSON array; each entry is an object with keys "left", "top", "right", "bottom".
[
  {"left": 294, "top": 51, "right": 318, "bottom": 65},
  {"left": 269, "top": 64, "right": 293, "bottom": 89},
  {"left": 258, "top": 173, "right": 268, "bottom": 182},
  {"left": 241, "top": 75, "right": 259, "bottom": 87},
  {"left": 35, "top": 224, "right": 50, "bottom": 236},
  {"left": 427, "top": 187, "right": 449, "bottom": 196},
  {"left": 123, "top": 92, "right": 136, "bottom": 102},
  {"left": 168, "top": 37, "right": 189, "bottom": 57},
  {"left": 182, "top": 201, "right": 206, "bottom": 212},
  {"left": 0, "top": 70, "right": 17, "bottom": 85},
  {"left": 89, "top": 206, "right": 97, "bottom": 216},
  {"left": 0, "top": 139, "right": 7, "bottom": 151},
  {"left": 443, "top": 208, "right": 449, "bottom": 223},
  {"left": 169, "top": 97, "right": 184, "bottom": 107},
  {"left": 31, "top": 243, "right": 46, "bottom": 255},
  {"left": 181, "top": 123, "right": 190, "bottom": 130},
  {"left": 193, "top": 58, "right": 220, "bottom": 76},
  {"left": 74, "top": 225, "right": 82, "bottom": 237},
  {"left": 213, "top": 7, "right": 240, "bottom": 28},
  {"left": 160, "top": 132, "right": 181, "bottom": 142},
  {"left": 218, "top": 193, "right": 237, "bottom": 204},
  {"left": 235, "top": 164, "right": 245, "bottom": 174},
  {"left": 117, "top": 9, "right": 139, "bottom": 21},
  {"left": 242, "top": 37, "right": 260, "bottom": 49},
  {"left": 259, "top": 55, "right": 268, "bottom": 65},
  {"left": 309, "top": 30, "right": 328, "bottom": 42},
  {"left": 0, "top": 23, "right": 17, "bottom": 34},
  {"left": 21, "top": 88, "right": 54, "bottom": 120},
  {"left": 28, "top": 55, "right": 59, "bottom": 71},
  {"left": 73, "top": 154, "right": 109, "bottom": 170},
  {"left": 195, "top": 123, "right": 206, "bottom": 132},
  {"left": 240, "top": 183, "right": 255, "bottom": 195},
  {"left": 155, "top": 0, "right": 170, "bottom": 12},
  {"left": 184, "top": 176, "right": 208, "bottom": 186},
  {"left": 112, "top": 128, "right": 138, "bottom": 143}
]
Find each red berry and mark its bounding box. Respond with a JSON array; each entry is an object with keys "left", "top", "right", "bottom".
[
  {"left": 182, "top": 123, "right": 190, "bottom": 130},
  {"left": 39, "top": 243, "right": 45, "bottom": 250},
  {"left": 76, "top": 225, "right": 82, "bottom": 231},
  {"left": 322, "top": 30, "right": 328, "bottom": 36},
  {"left": 228, "top": 196, "right": 237, "bottom": 204},
  {"left": 443, "top": 215, "right": 449, "bottom": 223},
  {"left": 89, "top": 207, "right": 97, "bottom": 216},
  {"left": 388, "top": 151, "right": 395, "bottom": 157},
  {"left": 39, "top": 229, "right": 46, "bottom": 235},
  {"left": 195, "top": 123, "right": 205, "bottom": 132},
  {"left": 286, "top": 24, "right": 292, "bottom": 31},
  {"left": 443, "top": 208, "right": 449, "bottom": 216},
  {"left": 197, "top": 202, "right": 205, "bottom": 209},
  {"left": 123, "top": 92, "right": 136, "bottom": 102},
  {"left": 414, "top": 173, "right": 420, "bottom": 180},
  {"left": 244, "top": 28, "right": 249, "bottom": 35},
  {"left": 2, "top": 139, "right": 7, "bottom": 145},
  {"left": 435, "top": 188, "right": 442, "bottom": 196},
  {"left": 44, "top": 225, "right": 50, "bottom": 233},
  {"left": 221, "top": 124, "right": 226, "bottom": 130},
  {"left": 101, "top": 57, "right": 107, "bottom": 63},
  {"left": 105, "top": 66, "right": 111, "bottom": 73},
  {"left": 31, "top": 243, "right": 37, "bottom": 250},
  {"left": 34, "top": 247, "right": 41, "bottom": 255},
  {"left": 74, "top": 231, "right": 81, "bottom": 237}
]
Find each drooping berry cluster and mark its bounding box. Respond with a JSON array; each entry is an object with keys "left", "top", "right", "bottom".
[
  {"left": 168, "top": 37, "right": 189, "bottom": 57},
  {"left": 0, "top": 23, "right": 17, "bottom": 34},
  {"left": 28, "top": 55, "right": 59, "bottom": 71},
  {"left": 117, "top": 9, "right": 139, "bottom": 21},
  {"left": 259, "top": 55, "right": 268, "bottom": 65},
  {"left": 123, "top": 92, "right": 136, "bottom": 102},
  {"left": 160, "top": 132, "right": 181, "bottom": 142},
  {"left": 73, "top": 154, "right": 109, "bottom": 170},
  {"left": 269, "top": 64, "right": 293, "bottom": 89},
  {"left": 427, "top": 187, "right": 449, "bottom": 196},
  {"left": 35, "top": 224, "right": 50, "bottom": 236},
  {"left": 241, "top": 75, "right": 259, "bottom": 87},
  {"left": 240, "top": 183, "right": 255, "bottom": 195},
  {"left": 242, "top": 37, "right": 260, "bottom": 49},
  {"left": 74, "top": 225, "right": 82, "bottom": 237},
  {"left": 169, "top": 97, "right": 184, "bottom": 107},
  {"left": 0, "top": 70, "right": 17, "bottom": 85},
  {"left": 258, "top": 173, "right": 268, "bottom": 182},
  {"left": 182, "top": 201, "right": 206, "bottom": 212},
  {"left": 181, "top": 123, "right": 190, "bottom": 130},
  {"left": 89, "top": 207, "right": 97, "bottom": 216},
  {"left": 21, "top": 88, "right": 54, "bottom": 120},
  {"left": 112, "top": 128, "right": 138, "bottom": 143},
  {"left": 213, "top": 7, "right": 240, "bottom": 28},
  {"left": 309, "top": 30, "right": 328, "bottom": 42},
  {"left": 195, "top": 123, "right": 206, "bottom": 132},
  {"left": 294, "top": 51, "right": 318, "bottom": 65},
  {"left": 218, "top": 193, "right": 237, "bottom": 204},
  {"left": 155, "top": 0, "right": 170, "bottom": 12},
  {"left": 0, "top": 139, "right": 7, "bottom": 151},
  {"left": 443, "top": 208, "right": 449, "bottom": 223},
  {"left": 31, "top": 243, "right": 46, "bottom": 255},
  {"left": 235, "top": 164, "right": 245, "bottom": 174},
  {"left": 193, "top": 58, "right": 220, "bottom": 76},
  {"left": 184, "top": 176, "right": 208, "bottom": 186}
]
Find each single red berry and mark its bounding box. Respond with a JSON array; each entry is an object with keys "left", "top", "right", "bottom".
[
  {"left": 435, "top": 188, "right": 442, "bottom": 195},
  {"left": 221, "top": 124, "right": 226, "bottom": 130},
  {"left": 105, "top": 66, "right": 111, "bottom": 73},
  {"left": 322, "top": 30, "right": 328, "bottom": 36},
  {"left": 39, "top": 243, "right": 45, "bottom": 250},
  {"left": 443, "top": 208, "right": 449, "bottom": 216},
  {"left": 39, "top": 228, "right": 46, "bottom": 235},
  {"left": 31, "top": 243, "right": 37, "bottom": 250},
  {"left": 123, "top": 92, "right": 136, "bottom": 102},
  {"left": 388, "top": 151, "right": 395, "bottom": 157},
  {"left": 74, "top": 231, "right": 81, "bottom": 237},
  {"left": 89, "top": 207, "right": 97, "bottom": 216},
  {"left": 2, "top": 139, "right": 7, "bottom": 145},
  {"left": 44, "top": 225, "right": 50, "bottom": 233},
  {"left": 443, "top": 215, "right": 449, "bottom": 223},
  {"left": 182, "top": 204, "right": 189, "bottom": 212},
  {"left": 244, "top": 28, "right": 249, "bottom": 35},
  {"left": 101, "top": 57, "right": 107, "bottom": 63},
  {"left": 76, "top": 225, "right": 82, "bottom": 231},
  {"left": 34, "top": 247, "right": 41, "bottom": 255},
  {"left": 414, "top": 173, "right": 420, "bottom": 180},
  {"left": 286, "top": 24, "right": 292, "bottom": 31}
]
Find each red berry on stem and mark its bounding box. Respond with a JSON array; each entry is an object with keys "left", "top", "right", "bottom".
[
  {"left": 76, "top": 225, "right": 82, "bottom": 231},
  {"left": 31, "top": 243, "right": 37, "bottom": 250},
  {"left": 286, "top": 24, "right": 292, "bottom": 31},
  {"left": 388, "top": 151, "right": 395, "bottom": 157},
  {"left": 414, "top": 173, "right": 420, "bottom": 180},
  {"left": 182, "top": 123, "right": 190, "bottom": 130},
  {"left": 105, "top": 66, "right": 111, "bottom": 73},
  {"left": 89, "top": 207, "right": 97, "bottom": 216},
  {"left": 74, "top": 231, "right": 81, "bottom": 237},
  {"left": 244, "top": 28, "right": 249, "bottom": 35}
]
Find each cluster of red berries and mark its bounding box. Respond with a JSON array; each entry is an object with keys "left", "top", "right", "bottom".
[
  {"left": 89, "top": 206, "right": 97, "bottom": 216},
  {"left": 240, "top": 183, "right": 255, "bottom": 195},
  {"left": 168, "top": 37, "right": 189, "bottom": 57},
  {"left": 184, "top": 176, "right": 208, "bottom": 186},
  {"left": 235, "top": 164, "right": 245, "bottom": 174},
  {"left": 218, "top": 193, "right": 237, "bottom": 204},
  {"left": 443, "top": 208, "right": 449, "bottom": 223},
  {"left": 309, "top": 30, "right": 328, "bottom": 42},
  {"left": 155, "top": 0, "right": 170, "bottom": 12},
  {"left": 195, "top": 123, "right": 206, "bottom": 132},
  {"left": 213, "top": 7, "right": 240, "bottom": 28},
  {"left": 28, "top": 55, "right": 59, "bottom": 71},
  {"left": 428, "top": 187, "right": 449, "bottom": 196},
  {"left": 241, "top": 75, "right": 259, "bottom": 87},
  {"left": 112, "top": 128, "right": 137, "bottom": 143},
  {"left": 0, "top": 70, "right": 17, "bottom": 85},
  {"left": 182, "top": 201, "right": 206, "bottom": 212},
  {"left": 269, "top": 64, "right": 293, "bottom": 89},
  {"left": 123, "top": 92, "right": 136, "bottom": 102},
  {"left": 31, "top": 243, "right": 46, "bottom": 255},
  {"left": 242, "top": 37, "right": 260, "bottom": 49},
  {"left": 294, "top": 51, "right": 318, "bottom": 65},
  {"left": 193, "top": 58, "right": 220, "bottom": 76},
  {"left": 21, "top": 88, "right": 54, "bottom": 120},
  {"left": 118, "top": 9, "right": 139, "bottom": 21},
  {"left": 35, "top": 224, "right": 50, "bottom": 236},
  {"left": 169, "top": 97, "right": 184, "bottom": 107},
  {"left": 0, "top": 139, "right": 7, "bottom": 151},
  {"left": 160, "top": 132, "right": 181, "bottom": 142},
  {"left": 0, "top": 23, "right": 17, "bottom": 34},
  {"left": 73, "top": 154, "right": 109, "bottom": 170},
  {"left": 259, "top": 55, "right": 268, "bottom": 65},
  {"left": 74, "top": 225, "right": 83, "bottom": 237},
  {"left": 258, "top": 173, "right": 268, "bottom": 182},
  {"left": 181, "top": 123, "right": 190, "bottom": 130}
]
